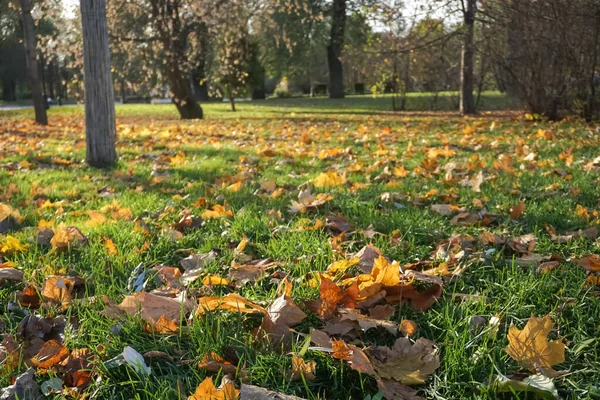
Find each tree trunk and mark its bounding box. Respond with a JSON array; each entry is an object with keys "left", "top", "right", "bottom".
[
  {"left": 586, "top": 10, "right": 600, "bottom": 122},
  {"left": 120, "top": 79, "right": 126, "bottom": 104},
  {"left": 19, "top": 0, "right": 47, "bottom": 125},
  {"left": 460, "top": 0, "right": 476, "bottom": 115},
  {"left": 327, "top": 0, "right": 346, "bottom": 99},
  {"left": 80, "top": 0, "right": 117, "bottom": 167},
  {"left": 167, "top": 55, "right": 203, "bottom": 119},
  {"left": 2, "top": 77, "right": 17, "bottom": 102}
]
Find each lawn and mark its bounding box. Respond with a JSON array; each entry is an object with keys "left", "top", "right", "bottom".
[{"left": 0, "top": 96, "right": 599, "bottom": 400}]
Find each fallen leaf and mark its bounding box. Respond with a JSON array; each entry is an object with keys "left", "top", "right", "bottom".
[
  {"left": 31, "top": 340, "right": 69, "bottom": 368},
  {"left": 574, "top": 254, "right": 600, "bottom": 272},
  {"left": 196, "top": 293, "right": 266, "bottom": 315},
  {"left": 510, "top": 200, "right": 525, "bottom": 220},
  {"left": 505, "top": 314, "right": 565, "bottom": 376},
  {"left": 123, "top": 346, "right": 151, "bottom": 375},
  {"left": 332, "top": 340, "right": 377, "bottom": 377},
  {"left": 198, "top": 352, "right": 238, "bottom": 376},
  {"left": 400, "top": 320, "right": 418, "bottom": 336},
  {"left": 188, "top": 377, "right": 239, "bottom": 400},
  {"left": 287, "top": 354, "right": 316, "bottom": 381},
  {"left": 313, "top": 171, "right": 346, "bottom": 188},
  {"left": 306, "top": 276, "right": 358, "bottom": 319},
  {"left": 239, "top": 384, "right": 306, "bottom": 400},
  {"left": 367, "top": 337, "right": 440, "bottom": 385},
  {"left": 0, "top": 368, "right": 42, "bottom": 400}
]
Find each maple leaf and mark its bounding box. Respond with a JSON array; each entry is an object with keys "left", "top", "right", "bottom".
[
  {"left": 367, "top": 337, "right": 440, "bottom": 385},
  {"left": 505, "top": 314, "right": 565, "bottom": 376},
  {"left": 313, "top": 171, "right": 346, "bottom": 188},
  {"left": 510, "top": 200, "right": 525, "bottom": 220},
  {"left": 189, "top": 377, "right": 239, "bottom": 400},
  {"left": 306, "top": 275, "right": 358, "bottom": 319},
  {"left": 50, "top": 226, "right": 88, "bottom": 252}
]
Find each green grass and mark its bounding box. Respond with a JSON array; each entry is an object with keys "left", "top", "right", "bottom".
[
  {"left": 0, "top": 97, "right": 599, "bottom": 399},
  {"left": 0, "top": 91, "right": 514, "bottom": 121}
]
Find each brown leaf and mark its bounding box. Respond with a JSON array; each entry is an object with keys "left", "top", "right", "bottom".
[
  {"left": 50, "top": 226, "right": 88, "bottom": 252},
  {"left": 574, "top": 254, "right": 600, "bottom": 272},
  {"left": 368, "top": 304, "right": 395, "bottom": 320},
  {"left": 196, "top": 293, "right": 266, "bottom": 316},
  {"left": 326, "top": 215, "right": 352, "bottom": 233},
  {"left": 0, "top": 268, "right": 23, "bottom": 284},
  {"left": 536, "top": 261, "right": 560, "bottom": 274},
  {"left": 228, "top": 259, "right": 278, "bottom": 286},
  {"left": 367, "top": 338, "right": 440, "bottom": 385},
  {"left": 41, "top": 276, "right": 76, "bottom": 309},
  {"left": 378, "top": 378, "right": 423, "bottom": 400},
  {"left": 0, "top": 368, "right": 42, "bottom": 400},
  {"left": 309, "top": 328, "right": 332, "bottom": 349},
  {"left": 337, "top": 308, "right": 397, "bottom": 335},
  {"left": 386, "top": 284, "right": 442, "bottom": 311},
  {"left": 354, "top": 245, "right": 384, "bottom": 273},
  {"left": 267, "top": 294, "right": 306, "bottom": 327},
  {"left": 332, "top": 340, "right": 377, "bottom": 377},
  {"left": 505, "top": 314, "right": 565, "bottom": 376},
  {"left": 118, "top": 292, "right": 194, "bottom": 327},
  {"left": 198, "top": 352, "right": 238, "bottom": 376},
  {"left": 510, "top": 200, "right": 525, "bottom": 220},
  {"left": 287, "top": 354, "right": 316, "bottom": 381},
  {"left": 239, "top": 384, "right": 306, "bottom": 400},
  {"left": 31, "top": 340, "right": 69, "bottom": 368}
]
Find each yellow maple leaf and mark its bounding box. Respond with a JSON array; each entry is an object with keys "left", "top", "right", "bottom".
[
  {"left": 505, "top": 314, "right": 565, "bottom": 376},
  {"left": 104, "top": 237, "right": 118, "bottom": 256},
  {"left": 201, "top": 205, "right": 233, "bottom": 219},
  {"left": 188, "top": 377, "right": 239, "bottom": 400},
  {"left": 313, "top": 171, "right": 346, "bottom": 188},
  {"left": 1, "top": 235, "right": 28, "bottom": 254}
]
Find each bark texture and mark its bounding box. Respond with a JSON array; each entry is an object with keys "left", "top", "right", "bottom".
[
  {"left": 327, "top": 0, "right": 346, "bottom": 99},
  {"left": 80, "top": 0, "right": 118, "bottom": 167},
  {"left": 19, "top": 0, "right": 47, "bottom": 125},
  {"left": 460, "top": 0, "right": 476, "bottom": 115}
]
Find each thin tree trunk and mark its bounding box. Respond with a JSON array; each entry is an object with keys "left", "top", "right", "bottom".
[
  {"left": 80, "top": 0, "right": 117, "bottom": 167},
  {"left": 460, "top": 0, "right": 476, "bottom": 115},
  {"left": 327, "top": 0, "right": 346, "bottom": 99},
  {"left": 19, "top": 0, "right": 47, "bottom": 125},
  {"left": 2, "top": 77, "right": 17, "bottom": 102},
  {"left": 476, "top": 57, "right": 487, "bottom": 109},
  {"left": 586, "top": 10, "right": 600, "bottom": 122}
]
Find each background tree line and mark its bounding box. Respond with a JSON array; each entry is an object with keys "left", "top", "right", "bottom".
[{"left": 1, "top": 0, "right": 600, "bottom": 121}]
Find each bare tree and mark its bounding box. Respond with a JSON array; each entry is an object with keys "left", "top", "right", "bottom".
[
  {"left": 459, "top": 0, "right": 476, "bottom": 114},
  {"left": 80, "top": 0, "right": 117, "bottom": 167},
  {"left": 19, "top": 0, "right": 47, "bottom": 125}
]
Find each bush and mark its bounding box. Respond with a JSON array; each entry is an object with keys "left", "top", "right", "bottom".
[{"left": 274, "top": 89, "right": 293, "bottom": 98}]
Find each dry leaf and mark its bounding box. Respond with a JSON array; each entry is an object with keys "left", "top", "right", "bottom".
[
  {"left": 198, "top": 352, "right": 238, "bottom": 376},
  {"left": 306, "top": 275, "right": 358, "bottom": 319},
  {"left": 574, "top": 254, "right": 600, "bottom": 272},
  {"left": 399, "top": 320, "right": 418, "bottom": 336},
  {"left": 505, "top": 314, "right": 565, "bottom": 376},
  {"left": 188, "top": 377, "right": 239, "bottom": 400},
  {"left": 287, "top": 354, "right": 316, "bottom": 381},
  {"left": 196, "top": 293, "right": 266, "bottom": 315},
  {"left": 31, "top": 340, "right": 69, "bottom": 368},
  {"left": 367, "top": 337, "right": 440, "bottom": 385}
]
